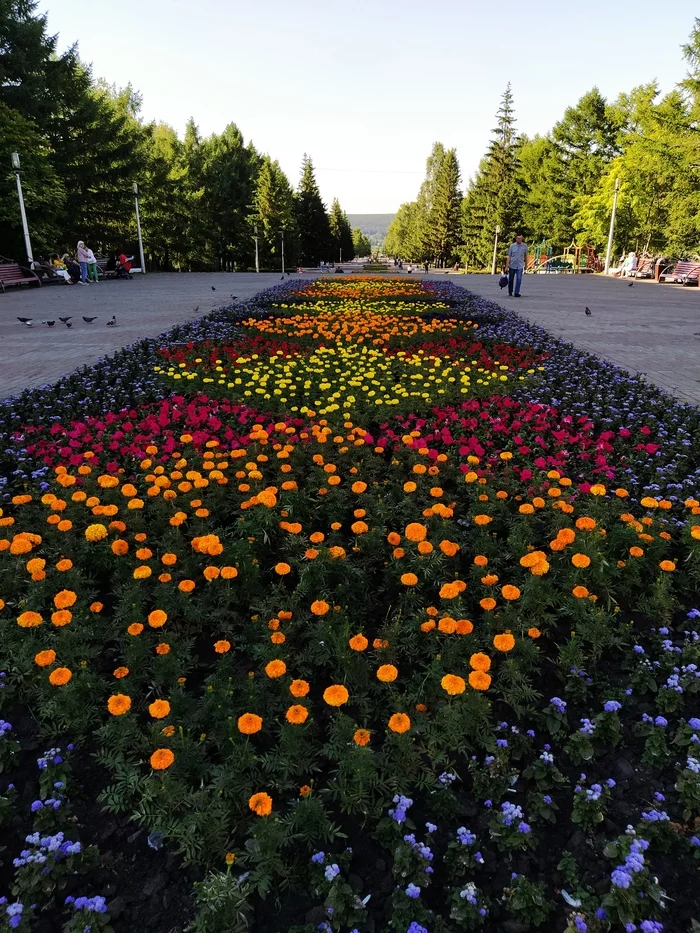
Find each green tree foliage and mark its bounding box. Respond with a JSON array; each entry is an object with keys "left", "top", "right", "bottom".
[
  {"left": 462, "top": 84, "right": 526, "bottom": 269},
  {"left": 352, "top": 227, "right": 372, "bottom": 258},
  {"left": 383, "top": 201, "right": 422, "bottom": 260},
  {"left": 329, "top": 198, "right": 355, "bottom": 262},
  {"left": 295, "top": 155, "right": 331, "bottom": 266},
  {"left": 252, "top": 156, "right": 300, "bottom": 270}
]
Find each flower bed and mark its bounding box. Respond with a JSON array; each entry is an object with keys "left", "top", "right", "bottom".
[{"left": 1, "top": 278, "right": 699, "bottom": 933}]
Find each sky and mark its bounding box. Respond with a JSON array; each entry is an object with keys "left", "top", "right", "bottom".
[{"left": 43, "top": 0, "right": 698, "bottom": 214}]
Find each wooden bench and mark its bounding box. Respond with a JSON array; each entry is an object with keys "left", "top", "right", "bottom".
[
  {"left": 632, "top": 258, "right": 654, "bottom": 279},
  {"left": 660, "top": 260, "right": 700, "bottom": 285},
  {"left": 0, "top": 262, "right": 41, "bottom": 292},
  {"left": 96, "top": 258, "right": 116, "bottom": 279}
]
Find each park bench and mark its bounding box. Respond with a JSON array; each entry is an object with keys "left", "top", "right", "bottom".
[
  {"left": 660, "top": 260, "right": 700, "bottom": 285},
  {"left": 0, "top": 261, "right": 41, "bottom": 293},
  {"left": 96, "top": 258, "right": 116, "bottom": 279},
  {"left": 633, "top": 258, "right": 654, "bottom": 278}
]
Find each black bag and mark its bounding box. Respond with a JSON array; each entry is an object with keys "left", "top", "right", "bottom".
[{"left": 498, "top": 274, "right": 508, "bottom": 289}]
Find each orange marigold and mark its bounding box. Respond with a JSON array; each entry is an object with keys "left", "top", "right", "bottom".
[
  {"left": 493, "top": 633, "right": 515, "bottom": 652},
  {"left": 107, "top": 694, "right": 132, "bottom": 716},
  {"left": 439, "top": 540, "right": 460, "bottom": 556},
  {"left": 441, "top": 674, "right": 466, "bottom": 695},
  {"left": 469, "top": 670, "right": 491, "bottom": 691},
  {"left": 49, "top": 667, "right": 72, "bottom": 686},
  {"left": 113, "top": 666, "right": 129, "bottom": 678},
  {"left": 659, "top": 560, "right": 676, "bottom": 572},
  {"left": 53, "top": 589, "right": 77, "bottom": 610},
  {"left": 376, "top": 664, "right": 398, "bottom": 683},
  {"left": 265, "top": 659, "right": 287, "bottom": 679},
  {"left": 274, "top": 562, "right": 292, "bottom": 576},
  {"left": 248, "top": 792, "right": 272, "bottom": 816},
  {"left": 17, "top": 610, "right": 43, "bottom": 628},
  {"left": 149, "top": 699, "right": 171, "bottom": 719},
  {"left": 285, "top": 705, "right": 309, "bottom": 725},
  {"left": 353, "top": 728, "right": 371, "bottom": 746},
  {"left": 469, "top": 652, "right": 491, "bottom": 672},
  {"left": 405, "top": 523, "right": 427, "bottom": 542},
  {"left": 214, "top": 639, "right": 231, "bottom": 653},
  {"left": 323, "top": 684, "right": 349, "bottom": 707},
  {"left": 528, "top": 627, "right": 541, "bottom": 639},
  {"left": 156, "top": 643, "right": 170, "bottom": 655},
  {"left": 480, "top": 597, "right": 497, "bottom": 611},
  {"left": 290, "top": 679, "right": 310, "bottom": 697},
  {"left": 348, "top": 634, "right": 368, "bottom": 651},
  {"left": 387, "top": 532, "right": 401, "bottom": 546},
  {"left": 238, "top": 712, "right": 263, "bottom": 734},
  {"left": 178, "top": 579, "right": 195, "bottom": 593},
  {"left": 571, "top": 553, "right": 591, "bottom": 569},
  {"left": 401, "top": 572, "right": 418, "bottom": 586},
  {"left": 473, "top": 514, "right": 492, "bottom": 526},
  {"left": 388, "top": 713, "right": 411, "bottom": 734},
  {"left": 150, "top": 748, "right": 175, "bottom": 770},
  {"left": 34, "top": 649, "right": 56, "bottom": 667},
  {"left": 310, "top": 600, "right": 330, "bottom": 616},
  {"left": 148, "top": 609, "right": 168, "bottom": 628},
  {"left": 501, "top": 585, "right": 521, "bottom": 601},
  {"left": 572, "top": 585, "right": 590, "bottom": 598}
]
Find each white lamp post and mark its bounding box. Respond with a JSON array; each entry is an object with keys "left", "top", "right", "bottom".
[
  {"left": 491, "top": 224, "right": 501, "bottom": 275},
  {"left": 12, "top": 153, "right": 34, "bottom": 265},
  {"left": 254, "top": 224, "right": 260, "bottom": 273},
  {"left": 604, "top": 178, "right": 621, "bottom": 275},
  {"left": 281, "top": 229, "right": 285, "bottom": 275},
  {"left": 132, "top": 183, "right": 146, "bottom": 273}
]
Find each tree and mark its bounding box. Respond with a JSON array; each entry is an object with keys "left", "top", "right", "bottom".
[
  {"left": 423, "top": 148, "right": 462, "bottom": 265},
  {"left": 352, "top": 227, "right": 372, "bottom": 258},
  {"left": 252, "top": 156, "right": 300, "bottom": 269},
  {"left": 295, "top": 155, "right": 331, "bottom": 266},
  {"left": 329, "top": 198, "right": 354, "bottom": 263},
  {"left": 462, "top": 85, "right": 526, "bottom": 268},
  {"left": 384, "top": 201, "right": 422, "bottom": 260}
]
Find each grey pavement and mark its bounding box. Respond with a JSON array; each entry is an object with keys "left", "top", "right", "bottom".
[
  {"left": 1, "top": 270, "right": 699, "bottom": 406},
  {"left": 427, "top": 273, "right": 700, "bottom": 406},
  {"left": 0, "top": 272, "right": 304, "bottom": 399}
]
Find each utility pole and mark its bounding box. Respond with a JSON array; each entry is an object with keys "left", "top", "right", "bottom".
[
  {"left": 281, "top": 230, "right": 285, "bottom": 275},
  {"left": 604, "top": 178, "right": 621, "bottom": 275},
  {"left": 132, "top": 183, "right": 146, "bottom": 273},
  {"left": 254, "top": 224, "right": 260, "bottom": 273},
  {"left": 491, "top": 225, "right": 501, "bottom": 275},
  {"left": 11, "top": 153, "right": 33, "bottom": 265}
]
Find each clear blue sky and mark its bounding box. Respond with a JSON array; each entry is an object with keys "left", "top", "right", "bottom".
[{"left": 43, "top": 0, "right": 698, "bottom": 214}]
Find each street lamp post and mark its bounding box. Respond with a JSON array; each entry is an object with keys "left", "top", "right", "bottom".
[
  {"left": 604, "top": 178, "right": 621, "bottom": 275},
  {"left": 12, "top": 153, "right": 34, "bottom": 265},
  {"left": 254, "top": 225, "right": 260, "bottom": 273},
  {"left": 491, "top": 224, "right": 501, "bottom": 275},
  {"left": 132, "top": 183, "right": 146, "bottom": 274},
  {"left": 281, "top": 230, "right": 285, "bottom": 275}
]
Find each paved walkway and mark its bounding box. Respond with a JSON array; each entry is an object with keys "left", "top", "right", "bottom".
[
  {"left": 1, "top": 271, "right": 698, "bottom": 405},
  {"left": 444, "top": 273, "right": 700, "bottom": 405},
  {"left": 0, "top": 272, "right": 299, "bottom": 399}
]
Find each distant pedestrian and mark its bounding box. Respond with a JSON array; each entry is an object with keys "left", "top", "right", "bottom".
[
  {"left": 76, "top": 240, "right": 89, "bottom": 285},
  {"left": 505, "top": 232, "right": 528, "bottom": 297},
  {"left": 86, "top": 245, "right": 99, "bottom": 282}
]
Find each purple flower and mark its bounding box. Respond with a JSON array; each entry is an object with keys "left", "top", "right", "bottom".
[
  {"left": 611, "top": 868, "right": 632, "bottom": 888},
  {"left": 405, "top": 883, "right": 421, "bottom": 899},
  {"left": 604, "top": 700, "right": 622, "bottom": 712}
]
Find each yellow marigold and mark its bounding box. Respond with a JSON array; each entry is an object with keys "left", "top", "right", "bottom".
[
  {"left": 127, "top": 622, "right": 144, "bottom": 636},
  {"left": 265, "top": 659, "right": 287, "bottom": 679},
  {"left": 470, "top": 652, "right": 491, "bottom": 672},
  {"left": 107, "top": 694, "right": 132, "bottom": 716},
  {"left": 571, "top": 553, "right": 591, "bottom": 569},
  {"left": 405, "top": 523, "right": 427, "bottom": 542},
  {"left": 353, "top": 728, "right": 371, "bottom": 746},
  {"left": 572, "top": 585, "right": 589, "bottom": 598},
  {"left": 17, "top": 610, "right": 43, "bottom": 628},
  {"left": 501, "top": 585, "right": 521, "bottom": 601},
  {"left": 238, "top": 712, "right": 263, "bottom": 734},
  {"left": 469, "top": 670, "right": 491, "bottom": 691},
  {"left": 149, "top": 699, "right": 171, "bottom": 719},
  {"left": 34, "top": 649, "right": 56, "bottom": 667},
  {"left": 323, "top": 684, "right": 349, "bottom": 707},
  {"left": 133, "top": 565, "right": 152, "bottom": 580},
  {"left": 480, "top": 597, "right": 497, "bottom": 611},
  {"left": 589, "top": 484, "right": 607, "bottom": 496},
  {"left": 150, "top": 748, "right": 175, "bottom": 770},
  {"left": 53, "top": 589, "right": 77, "bottom": 610},
  {"left": 248, "top": 791, "right": 272, "bottom": 816},
  {"left": 401, "top": 572, "right": 418, "bottom": 586},
  {"left": 290, "top": 679, "right": 310, "bottom": 698},
  {"left": 49, "top": 667, "right": 72, "bottom": 686},
  {"left": 285, "top": 705, "right": 309, "bottom": 725},
  {"left": 441, "top": 674, "right": 466, "bottom": 695},
  {"left": 85, "top": 523, "right": 108, "bottom": 542},
  {"left": 388, "top": 712, "right": 411, "bottom": 734},
  {"left": 493, "top": 633, "right": 515, "bottom": 652},
  {"left": 349, "top": 634, "right": 368, "bottom": 651},
  {"left": 659, "top": 560, "right": 676, "bottom": 572},
  {"left": 148, "top": 609, "right": 168, "bottom": 628},
  {"left": 310, "top": 600, "right": 330, "bottom": 616},
  {"left": 376, "top": 664, "right": 398, "bottom": 683},
  {"left": 214, "top": 639, "right": 231, "bottom": 653}
]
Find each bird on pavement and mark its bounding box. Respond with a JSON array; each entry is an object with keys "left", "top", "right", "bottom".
[
  {"left": 628, "top": 282, "right": 634, "bottom": 287},
  {"left": 211, "top": 286, "right": 216, "bottom": 291},
  {"left": 230, "top": 296, "right": 237, "bottom": 300},
  {"left": 40, "top": 320, "right": 56, "bottom": 327},
  {"left": 280, "top": 275, "right": 284, "bottom": 280},
  {"left": 65, "top": 321, "right": 73, "bottom": 328},
  {"left": 59, "top": 316, "right": 72, "bottom": 323},
  {"left": 584, "top": 307, "right": 592, "bottom": 316},
  {"left": 82, "top": 316, "right": 96, "bottom": 323},
  {"left": 17, "top": 317, "right": 33, "bottom": 326},
  {"left": 106, "top": 315, "right": 116, "bottom": 326},
  {"left": 193, "top": 305, "right": 199, "bottom": 313}
]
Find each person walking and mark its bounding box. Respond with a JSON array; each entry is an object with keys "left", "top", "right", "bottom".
[
  {"left": 76, "top": 240, "right": 89, "bottom": 285},
  {"left": 504, "top": 232, "right": 528, "bottom": 298},
  {"left": 86, "top": 245, "right": 99, "bottom": 283}
]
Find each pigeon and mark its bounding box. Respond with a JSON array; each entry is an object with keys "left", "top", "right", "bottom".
[
  {"left": 59, "top": 316, "right": 72, "bottom": 323},
  {"left": 17, "top": 317, "right": 33, "bottom": 326},
  {"left": 65, "top": 321, "right": 73, "bottom": 328},
  {"left": 106, "top": 315, "right": 116, "bottom": 326},
  {"left": 211, "top": 286, "right": 216, "bottom": 291},
  {"left": 230, "top": 296, "right": 237, "bottom": 300},
  {"left": 82, "top": 316, "right": 96, "bottom": 323},
  {"left": 280, "top": 275, "right": 285, "bottom": 280},
  {"left": 584, "top": 307, "right": 592, "bottom": 316},
  {"left": 43, "top": 320, "right": 56, "bottom": 327},
  {"left": 193, "top": 305, "right": 199, "bottom": 313},
  {"left": 628, "top": 282, "right": 634, "bottom": 287}
]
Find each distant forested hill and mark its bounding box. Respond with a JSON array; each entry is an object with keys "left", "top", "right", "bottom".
[{"left": 347, "top": 214, "right": 395, "bottom": 250}]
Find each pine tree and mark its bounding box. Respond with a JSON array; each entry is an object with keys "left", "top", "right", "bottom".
[
  {"left": 462, "top": 85, "right": 526, "bottom": 268},
  {"left": 424, "top": 148, "right": 462, "bottom": 265},
  {"left": 329, "top": 199, "right": 355, "bottom": 262},
  {"left": 352, "top": 228, "right": 372, "bottom": 258},
  {"left": 295, "top": 155, "right": 331, "bottom": 266},
  {"left": 253, "top": 156, "right": 300, "bottom": 269}
]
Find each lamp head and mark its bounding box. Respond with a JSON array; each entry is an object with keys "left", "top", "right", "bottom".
[{"left": 11, "top": 152, "right": 20, "bottom": 170}]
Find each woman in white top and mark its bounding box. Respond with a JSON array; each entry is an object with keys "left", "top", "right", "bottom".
[
  {"left": 86, "top": 246, "right": 99, "bottom": 283},
  {"left": 76, "top": 241, "right": 89, "bottom": 284}
]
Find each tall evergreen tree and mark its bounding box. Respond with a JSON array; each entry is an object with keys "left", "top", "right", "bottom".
[
  {"left": 424, "top": 148, "right": 462, "bottom": 265},
  {"left": 328, "top": 198, "right": 355, "bottom": 262},
  {"left": 252, "top": 156, "right": 300, "bottom": 269},
  {"left": 352, "top": 227, "right": 372, "bottom": 258},
  {"left": 295, "top": 155, "right": 331, "bottom": 266},
  {"left": 462, "top": 85, "right": 525, "bottom": 268}
]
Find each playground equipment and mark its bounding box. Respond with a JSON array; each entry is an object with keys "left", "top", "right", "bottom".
[{"left": 526, "top": 240, "right": 604, "bottom": 274}]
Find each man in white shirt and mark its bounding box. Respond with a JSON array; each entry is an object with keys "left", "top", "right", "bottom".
[{"left": 504, "top": 233, "right": 528, "bottom": 298}]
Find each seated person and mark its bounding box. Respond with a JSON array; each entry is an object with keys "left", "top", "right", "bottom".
[
  {"left": 115, "top": 252, "right": 133, "bottom": 278},
  {"left": 62, "top": 253, "right": 81, "bottom": 284}
]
